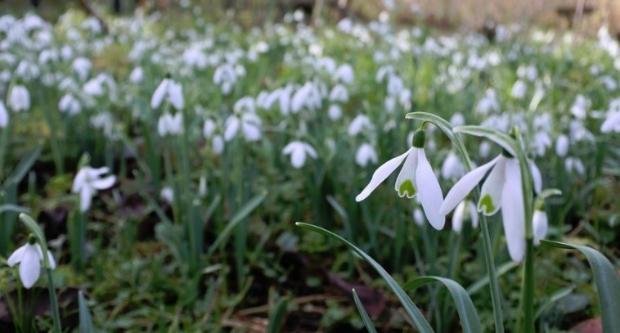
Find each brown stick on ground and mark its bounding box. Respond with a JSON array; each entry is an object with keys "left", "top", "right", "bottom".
[{"left": 78, "top": 0, "right": 109, "bottom": 34}]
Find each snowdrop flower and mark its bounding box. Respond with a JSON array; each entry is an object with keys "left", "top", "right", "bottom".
[
  {"left": 151, "top": 78, "right": 184, "bottom": 110},
  {"left": 329, "top": 85, "right": 349, "bottom": 102},
  {"left": 565, "top": 157, "right": 585, "bottom": 175},
  {"left": 282, "top": 141, "right": 317, "bottom": 168},
  {"left": 160, "top": 186, "right": 174, "bottom": 204},
  {"left": 0, "top": 101, "right": 8, "bottom": 128},
  {"left": 356, "top": 130, "right": 445, "bottom": 229},
  {"left": 72, "top": 57, "right": 91, "bottom": 80},
  {"left": 570, "top": 95, "right": 589, "bottom": 119},
  {"left": 72, "top": 166, "right": 116, "bottom": 212},
  {"left": 440, "top": 152, "right": 539, "bottom": 262},
  {"left": 334, "top": 64, "right": 354, "bottom": 84},
  {"left": 479, "top": 142, "right": 492, "bottom": 158},
  {"left": 413, "top": 208, "right": 425, "bottom": 227},
  {"left": 476, "top": 89, "right": 499, "bottom": 115},
  {"left": 532, "top": 207, "right": 548, "bottom": 245},
  {"left": 511, "top": 80, "right": 527, "bottom": 99},
  {"left": 601, "top": 111, "right": 620, "bottom": 133},
  {"left": 452, "top": 200, "right": 478, "bottom": 233},
  {"left": 8, "top": 238, "right": 56, "bottom": 289},
  {"left": 327, "top": 104, "right": 342, "bottom": 120},
  {"left": 211, "top": 135, "right": 225, "bottom": 154},
  {"left": 8, "top": 85, "right": 30, "bottom": 112},
  {"left": 129, "top": 67, "right": 144, "bottom": 83},
  {"left": 555, "top": 135, "right": 569, "bottom": 156},
  {"left": 355, "top": 143, "right": 378, "bottom": 167},
  {"left": 203, "top": 119, "right": 217, "bottom": 138},
  {"left": 224, "top": 112, "right": 262, "bottom": 142},
  {"left": 58, "top": 94, "right": 81, "bottom": 115},
  {"left": 348, "top": 114, "right": 373, "bottom": 136},
  {"left": 441, "top": 151, "right": 465, "bottom": 180},
  {"left": 157, "top": 112, "right": 183, "bottom": 136}
]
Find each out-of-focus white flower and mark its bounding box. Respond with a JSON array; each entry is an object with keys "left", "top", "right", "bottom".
[
  {"left": 72, "top": 166, "right": 116, "bottom": 212},
  {"left": 601, "top": 111, "right": 620, "bottom": 133},
  {"left": 511, "top": 80, "right": 527, "bottom": 99},
  {"left": 328, "top": 104, "right": 342, "bottom": 120},
  {"left": 224, "top": 112, "right": 262, "bottom": 142},
  {"left": 329, "top": 85, "right": 349, "bottom": 102},
  {"left": 334, "top": 64, "right": 354, "bottom": 84},
  {"left": 203, "top": 119, "right": 216, "bottom": 138},
  {"left": 356, "top": 131, "right": 445, "bottom": 230},
  {"left": 532, "top": 208, "right": 548, "bottom": 245},
  {"left": 555, "top": 135, "right": 569, "bottom": 156},
  {"left": 211, "top": 135, "right": 224, "bottom": 154},
  {"left": 151, "top": 78, "right": 184, "bottom": 110},
  {"left": 441, "top": 152, "right": 465, "bottom": 180},
  {"left": 198, "top": 176, "right": 207, "bottom": 197},
  {"left": 570, "top": 95, "right": 589, "bottom": 119},
  {"left": 72, "top": 57, "right": 91, "bottom": 80},
  {"left": 58, "top": 94, "right": 81, "bottom": 115},
  {"left": 355, "top": 143, "right": 378, "bottom": 167},
  {"left": 348, "top": 114, "right": 373, "bottom": 136},
  {"left": 476, "top": 89, "right": 499, "bottom": 115},
  {"left": 8, "top": 85, "right": 30, "bottom": 112},
  {"left": 450, "top": 113, "right": 465, "bottom": 126},
  {"left": 8, "top": 240, "right": 56, "bottom": 289},
  {"left": 0, "top": 101, "right": 9, "bottom": 128},
  {"left": 452, "top": 200, "right": 478, "bottom": 233},
  {"left": 160, "top": 186, "right": 174, "bottom": 204},
  {"left": 213, "top": 63, "right": 241, "bottom": 95},
  {"left": 479, "top": 141, "right": 492, "bottom": 158},
  {"left": 282, "top": 141, "right": 317, "bottom": 168},
  {"left": 157, "top": 112, "right": 183, "bottom": 136},
  {"left": 291, "top": 82, "right": 322, "bottom": 113},
  {"left": 413, "top": 207, "right": 425, "bottom": 226},
  {"left": 565, "top": 157, "right": 585, "bottom": 175},
  {"left": 129, "top": 67, "right": 144, "bottom": 83},
  {"left": 532, "top": 132, "right": 551, "bottom": 156}
]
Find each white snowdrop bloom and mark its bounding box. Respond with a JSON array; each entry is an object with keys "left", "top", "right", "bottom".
[
  {"left": 387, "top": 75, "right": 404, "bottom": 96},
  {"left": 8, "top": 85, "right": 30, "bottom": 112},
  {"left": 532, "top": 208, "right": 548, "bottom": 245},
  {"left": 440, "top": 153, "right": 540, "bottom": 262},
  {"left": 129, "top": 67, "right": 144, "bottom": 83},
  {"left": 476, "top": 89, "right": 499, "bottom": 115},
  {"left": 224, "top": 112, "right": 262, "bottom": 142},
  {"left": 157, "top": 112, "right": 183, "bottom": 136},
  {"left": 479, "top": 141, "right": 492, "bottom": 158},
  {"left": 198, "top": 176, "right": 208, "bottom": 197},
  {"left": 441, "top": 152, "right": 465, "bottom": 180},
  {"left": 384, "top": 96, "right": 396, "bottom": 113},
  {"left": 72, "top": 166, "right": 116, "bottom": 212},
  {"left": 555, "top": 135, "right": 569, "bottom": 157},
  {"left": 8, "top": 240, "right": 56, "bottom": 289},
  {"left": 0, "top": 101, "right": 9, "bottom": 128},
  {"left": 291, "top": 82, "right": 322, "bottom": 113},
  {"left": 15, "top": 60, "right": 40, "bottom": 80},
  {"left": 511, "top": 80, "right": 527, "bottom": 99},
  {"left": 347, "top": 114, "right": 373, "bottom": 136},
  {"left": 532, "top": 132, "right": 551, "bottom": 156},
  {"left": 72, "top": 57, "right": 91, "bottom": 80},
  {"left": 329, "top": 84, "right": 349, "bottom": 102},
  {"left": 83, "top": 77, "right": 104, "bottom": 96},
  {"left": 355, "top": 143, "right": 378, "bottom": 167},
  {"left": 334, "top": 64, "right": 354, "bottom": 84},
  {"left": 565, "top": 157, "right": 585, "bottom": 175},
  {"left": 517, "top": 64, "right": 538, "bottom": 81},
  {"left": 160, "top": 186, "right": 174, "bottom": 204},
  {"left": 282, "top": 141, "right": 317, "bottom": 168},
  {"left": 452, "top": 200, "right": 478, "bottom": 233},
  {"left": 213, "top": 63, "right": 238, "bottom": 95},
  {"left": 182, "top": 47, "right": 207, "bottom": 68},
  {"left": 413, "top": 208, "right": 425, "bottom": 227},
  {"left": 58, "top": 94, "right": 81, "bottom": 115},
  {"left": 450, "top": 113, "right": 465, "bottom": 126},
  {"left": 203, "top": 119, "right": 217, "bottom": 138},
  {"left": 569, "top": 120, "right": 594, "bottom": 142},
  {"left": 328, "top": 104, "right": 342, "bottom": 120},
  {"left": 234, "top": 96, "right": 256, "bottom": 114},
  {"left": 570, "top": 95, "right": 589, "bottom": 119},
  {"left": 212, "top": 135, "right": 224, "bottom": 154},
  {"left": 601, "top": 111, "right": 620, "bottom": 133},
  {"left": 356, "top": 131, "right": 445, "bottom": 230},
  {"left": 601, "top": 75, "right": 617, "bottom": 91},
  {"left": 151, "top": 78, "right": 184, "bottom": 110}
]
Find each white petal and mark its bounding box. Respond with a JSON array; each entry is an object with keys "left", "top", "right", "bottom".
[
  {"left": 290, "top": 147, "right": 306, "bottom": 168},
  {"left": 452, "top": 201, "right": 466, "bottom": 233},
  {"left": 303, "top": 144, "right": 317, "bottom": 159},
  {"left": 242, "top": 121, "right": 261, "bottom": 141},
  {"left": 501, "top": 159, "right": 526, "bottom": 262},
  {"left": 528, "top": 160, "right": 542, "bottom": 194},
  {"left": 168, "top": 81, "right": 184, "bottom": 110},
  {"left": 478, "top": 156, "right": 507, "bottom": 215},
  {"left": 468, "top": 201, "right": 479, "bottom": 228},
  {"left": 355, "top": 150, "right": 409, "bottom": 202},
  {"left": 80, "top": 186, "right": 94, "bottom": 212},
  {"left": 224, "top": 116, "right": 240, "bottom": 141},
  {"left": 533, "top": 210, "right": 548, "bottom": 246},
  {"left": 35, "top": 244, "right": 56, "bottom": 269},
  {"left": 440, "top": 156, "right": 500, "bottom": 215},
  {"left": 415, "top": 149, "right": 445, "bottom": 230},
  {"left": 394, "top": 148, "right": 418, "bottom": 198},
  {"left": 91, "top": 175, "right": 116, "bottom": 190},
  {"left": 19, "top": 244, "right": 41, "bottom": 289},
  {"left": 7, "top": 244, "right": 27, "bottom": 267},
  {"left": 150, "top": 79, "right": 168, "bottom": 109}
]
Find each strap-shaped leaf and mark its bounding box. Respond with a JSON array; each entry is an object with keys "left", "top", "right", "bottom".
[
  {"left": 542, "top": 240, "right": 620, "bottom": 332},
  {"left": 352, "top": 288, "right": 378, "bottom": 333},
  {"left": 406, "top": 276, "right": 482, "bottom": 333},
  {"left": 3, "top": 145, "right": 41, "bottom": 188},
  {"left": 296, "top": 222, "right": 434, "bottom": 333},
  {"left": 453, "top": 125, "right": 517, "bottom": 156},
  {"left": 79, "top": 291, "right": 95, "bottom": 333}
]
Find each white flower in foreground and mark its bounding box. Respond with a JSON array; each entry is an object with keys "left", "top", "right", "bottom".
[
  {"left": 282, "top": 141, "right": 317, "bottom": 168},
  {"left": 532, "top": 208, "right": 548, "bottom": 245},
  {"left": 8, "top": 239, "right": 56, "bottom": 289},
  {"left": 0, "top": 101, "right": 9, "bottom": 128},
  {"left": 356, "top": 131, "right": 445, "bottom": 230},
  {"left": 355, "top": 143, "right": 378, "bottom": 167},
  {"left": 440, "top": 154, "right": 540, "bottom": 262},
  {"left": 151, "top": 78, "right": 184, "bottom": 110},
  {"left": 452, "top": 200, "right": 478, "bottom": 233},
  {"left": 157, "top": 112, "right": 183, "bottom": 136},
  {"left": 8, "top": 85, "right": 30, "bottom": 112},
  {"left": 72, "top": 166, "right": 116, "bottom": 212}
]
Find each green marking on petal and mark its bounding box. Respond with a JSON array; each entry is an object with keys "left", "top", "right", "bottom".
[
  {"left": 397, "top": 180, "right": 416, "bottom": 198},
  {"left": 478, "top": 194, "right": 496, "bottom": 215}
]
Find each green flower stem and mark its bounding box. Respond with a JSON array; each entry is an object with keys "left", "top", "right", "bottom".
[{"left": 46, "top": 268, "right": 62, "bottom": 333}]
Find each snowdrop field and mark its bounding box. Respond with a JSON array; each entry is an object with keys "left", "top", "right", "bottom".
[{"left": 0, "top": 1, "right": 619, "bottom": 332}]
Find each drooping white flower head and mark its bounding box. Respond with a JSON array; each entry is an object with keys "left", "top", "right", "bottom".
[
  {"left": 72, "top": 57, "right": 92, "bottom": 81},
  {"left": 347, "top": 114, "right": 373, "bottom": 136},
  {"left": 570, "top": 95, "right": 589, "bottom": 119},
  {"left": 8, "top": 85, "right": 30, "bottom": 112},
  {"left": 0, "top": 101, "right": 9, "bottom": 128},
  {"left": 72, "top": 166, "right": 116, "bottom": 212},
  {"left": 441, "top": 151, "right": 465, "bottom": 180},
  {"left": 328, "top": 104, "right": 342, "bottom": 120},
  {"left": 329, "top": 84, "right": 349, "bottom": 103},
  {"left": 440, "top": 153, "right": 541, "bottom": 262},
  {"left": 452, "top": 200, "right": 478, "bottom": 233},
  {"left": 58, "top": 94, "right": 81, "bottom": 115},
  {"left": 151, "top": 78, "right": 184, "bottom": 110},
  {"left": 334, "top": 64, "right": 354, "bottom": 84},
  {"left": 601, "top": 111, "right": 620, "bottom": 133},
  {"left": 129, "top": 67, "right": 144, "bottom": 83},
  {"left": 157, "top": 112, "right": 183, "bottom": 136},
  {"left": 224, "top": 112, "right": 262, "bottom": 142},
  {"left": 355, "top": 143, "right": 378, "bottom": 167},
  {"left": 8, "top": 240, "right": 56, "bottom": 289},
  {"left": 511, "top": 80, "right": 527, "bottom": 99},
  {"left": 160, "top": 186, "right": 174, "bottom": 204},
  {"left": 356, "top": 130, "right": 445, "bottom": 230},
  {"left": 282, "top": 141, "right": 317, "bottom": 168},
  {"left": 532, "top": 208, "right": 548, "bottom": 245},
  {"left": 555, "top": 134, "right": 569, "bottom": 157}
]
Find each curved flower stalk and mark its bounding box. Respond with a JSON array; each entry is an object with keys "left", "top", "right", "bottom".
[
  {"left": 8, "top": 236, "right": 56, "bottom": 288},
  {"left": 356, "top": 129, "right": 445, "bottom": 230},
  {"left": 282, "top": 141, "right": 317, "bottom": 168}
]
